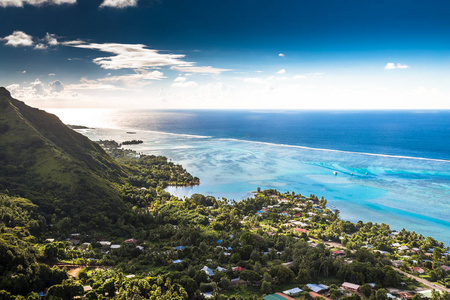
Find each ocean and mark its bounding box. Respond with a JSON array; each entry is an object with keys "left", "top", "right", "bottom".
[{"left": 49, "top": 109, "right": 450, "bottom": 245}]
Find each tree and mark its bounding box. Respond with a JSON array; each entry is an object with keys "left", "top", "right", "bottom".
[
  {"left": 360, "top": 284, "right": 372, "bottom": 298},
  {"left": 383, "top": 268, "right": 399, "bottom": 287},
  {"left": 219, "top": 277, "right": 230, "bottom": 290},
  {"left": 240, "top": 270, "right": 260, "bottom": 284},
  {"left": 296, "top": 268, "right": 311, "bottom": 284},
  {"left": 261, "top": 280, "right": 272, "bottom": 294}
]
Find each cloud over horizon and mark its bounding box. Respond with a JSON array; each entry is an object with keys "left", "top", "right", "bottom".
[{"left": 384, "top": 62, "right": 410, "bottom": 70}]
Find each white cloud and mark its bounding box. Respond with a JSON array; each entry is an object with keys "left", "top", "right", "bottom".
[
  {"left": 277, "top": 69, "right": 286, "bottom": 74},
  {"left": 49, "top": 80, "right": 64, "bottom": 93},
  {"left": 0, "top": 0, "right": 76, "bottom": 7},
  {"left": 34, "top": 43, "right": 48, "bottom": 50},
  {"left": 384, "top": 62, "right": 410, "bottom": 70},
  {"left": 67, "top": 79, "right": 123, "bottom": 91},
  {"left": 2, "top": 31, "right": 33, "bottom": 47},
  {"left": 396, "top": 63, "right": 410, "bottom": 69},
  {"left": 171, "top": 76, "right": 197, "bottom": 88},
  {"left": 99, "top": 0, "right": 137, "bottom": 8},
  {"left": 66, "top": 42, "right": 188, "bottom": 70},
  {"left": 48, "top": 73, "right": 56, "bottom": 76},
  {"left": 384, "top": 63, "right": 396, "bottom": 70},
  {"left": 99, "top": 70, "right": 165, "bottom": 87},
  {"left": 64, "top": 41, "right": 230, "bottom": 75},
  {"left": 171, "top": 65, "right": 230, "bottom": 75},
  {"left": 45, "top": 32, "right": 58, "bottom": 46},
  {"left": 278, "top": 53, "right": 285, "bottom": 57},
  {"left": 22, "top": 70, "right": 26, "bottom": 74},
  {"left": 2, "top": 31, "right": 60, "bottom": 50}
]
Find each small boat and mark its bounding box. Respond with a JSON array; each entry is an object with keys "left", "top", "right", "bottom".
[
  {"left": 351, "top": 173, "right": 353, "bottom": 176},
  {"left": 333, "top": 171, "right": 338, "bottom": 175}
]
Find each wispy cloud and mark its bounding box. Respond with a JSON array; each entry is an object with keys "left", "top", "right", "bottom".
[
  {"left": 384, "top": 62, "right": 410, "bottom": 70},
  {"left": 278, "top": 53, "right": 285, "bottom": 57},
  {"left": 1, "top": 31, "right": 33, "bottom": 47},
  {"left": 99, "top": 70, "right": 165, "bottom": 87},
  {"left": 0, "top": 0, "right": 76, "bottom": 7},
  {"left": 99, "top": 0, "right": 137, "bottom": 8},
  {"left": 64, "top": 40, "right": 230, "bottom": 75},
  {"left": 65, "top": 42, "right": 188, "bottom": 69},
  {"left": 277, "top": 69, "right": 286, "bottom": 74},
  {"left": 171, "top": 65, "right": 230, "bottom": 75}
]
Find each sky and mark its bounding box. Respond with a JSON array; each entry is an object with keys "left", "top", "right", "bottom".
[{"left": 1, "top": 0, "right": 450, "bottom": 109}]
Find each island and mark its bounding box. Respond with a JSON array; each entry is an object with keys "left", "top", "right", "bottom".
[
  {"left": 121, "top": 139, "right": 144, "bottom": 145},
  {"left": 0, "top": 87, "right": 449, "bottom": 300}
]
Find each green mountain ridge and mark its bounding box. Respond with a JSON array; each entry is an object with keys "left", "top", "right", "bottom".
[{"left": 0, "top": 87, "right": 127, "bottom": 220}]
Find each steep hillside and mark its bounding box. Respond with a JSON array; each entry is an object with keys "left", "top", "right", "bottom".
[{"left": 0, "top": 87, "right": 127, "bottom": 220}]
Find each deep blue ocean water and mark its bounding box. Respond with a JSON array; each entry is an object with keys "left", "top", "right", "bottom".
[{"left": 50, "top": 109, "right": 450, "bottom": 245}]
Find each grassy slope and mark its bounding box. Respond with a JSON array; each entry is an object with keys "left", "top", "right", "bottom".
[{"left": 0, "top": 87, "right": 127, "bottom": 219}]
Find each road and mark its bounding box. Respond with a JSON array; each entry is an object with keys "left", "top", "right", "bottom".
[
  {"left": 321, "top": 240, "right": 449, "bottom": 293},
  {"left": 393, "top": 267, "right": 450, "bottom": 293}
]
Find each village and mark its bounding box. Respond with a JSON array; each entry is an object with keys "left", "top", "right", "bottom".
[{"left": 40, "top": 189, "right": 450, "bottom": 299}]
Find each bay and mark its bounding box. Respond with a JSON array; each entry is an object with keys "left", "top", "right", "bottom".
[{"left": 49, "top": 109, "right": 450, "bottom": 245}]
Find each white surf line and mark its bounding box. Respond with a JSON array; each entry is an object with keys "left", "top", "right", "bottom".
[
  {"left": 215, "top": 138, "right": 450, "bottom": 163},
  {"left": 81, "top": 127, "right": 450, "bottom": 163}
]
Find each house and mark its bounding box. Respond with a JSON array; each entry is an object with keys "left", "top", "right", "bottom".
[
  {"left": 83, "top": 286, "right": 92, "bottom": 293},
  {"left": 202, "top": 266, "right": 214, "bottom": 277},
  {"left": 309, "top": 292, "right": 333, "bottom": 300},
  {"left": 374, "top": 250, "right": 390, "bottom": 255},
  {"left": 110, "top": 244, "right": 121, "bottom": 249},
  {"left": 392, "top": 243, "right": 401, "bottom": 247},
  {"left": 398, "top": 246, "right": 409, "bottom": 252},
  {"left": 173, "top": 259, "right": 183, "bottom": 264},
  {"left": 307, "top": 284, "right": 329, "bottom": 293},
  {"left": 411, "top": 267, "right": 424, "bottom": 274},
  {"left": 216, "top": 266, "right": 227, "bottom": 272},
  {"left": 391, "top": 260, "right": 403, "bottom": 268},
  {"left": 442, "top": 265, "right": 450, "bottom": 272},
  {"left": 263, "top": 293, "right": 296, "bottom": 300},
  {"left": 46, "top": 238, "right": 55, "bottom": 243},
  {"left": 341, "top": 282, "right": 360, "bottom": 292},
  {"left": 398, "top": 292, "right": 413, "bottom": 299},
  {"left": 283, "top": 287, "right": 303, "bottom": 296},
  {"left": 282, "top": 261, "right": 294, "bottom": 268},
  {"left": 411, "top": 248, "right": 421, "bottom": 253},
  {"left": 124, "top": 238, "right": 137, "bottom": 244},
  {"left": 332, "top": 250, "right": 345, "bottom": 256},
  {"left": 174, "top": 246, "right": 185, "bottom": 250},
  {"left": 295, "top": 228, "right": 309, "bottom": 233},
  {"left": 99, "top": 241, "right": 111, "bottom": 247},
  {"left": 232, "top": 266, "right": 245, "bottom": 272}
]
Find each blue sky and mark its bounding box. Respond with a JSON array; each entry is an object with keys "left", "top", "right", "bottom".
[{"left": 1, "top": 0, "right": 450, "bottom": 109}]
